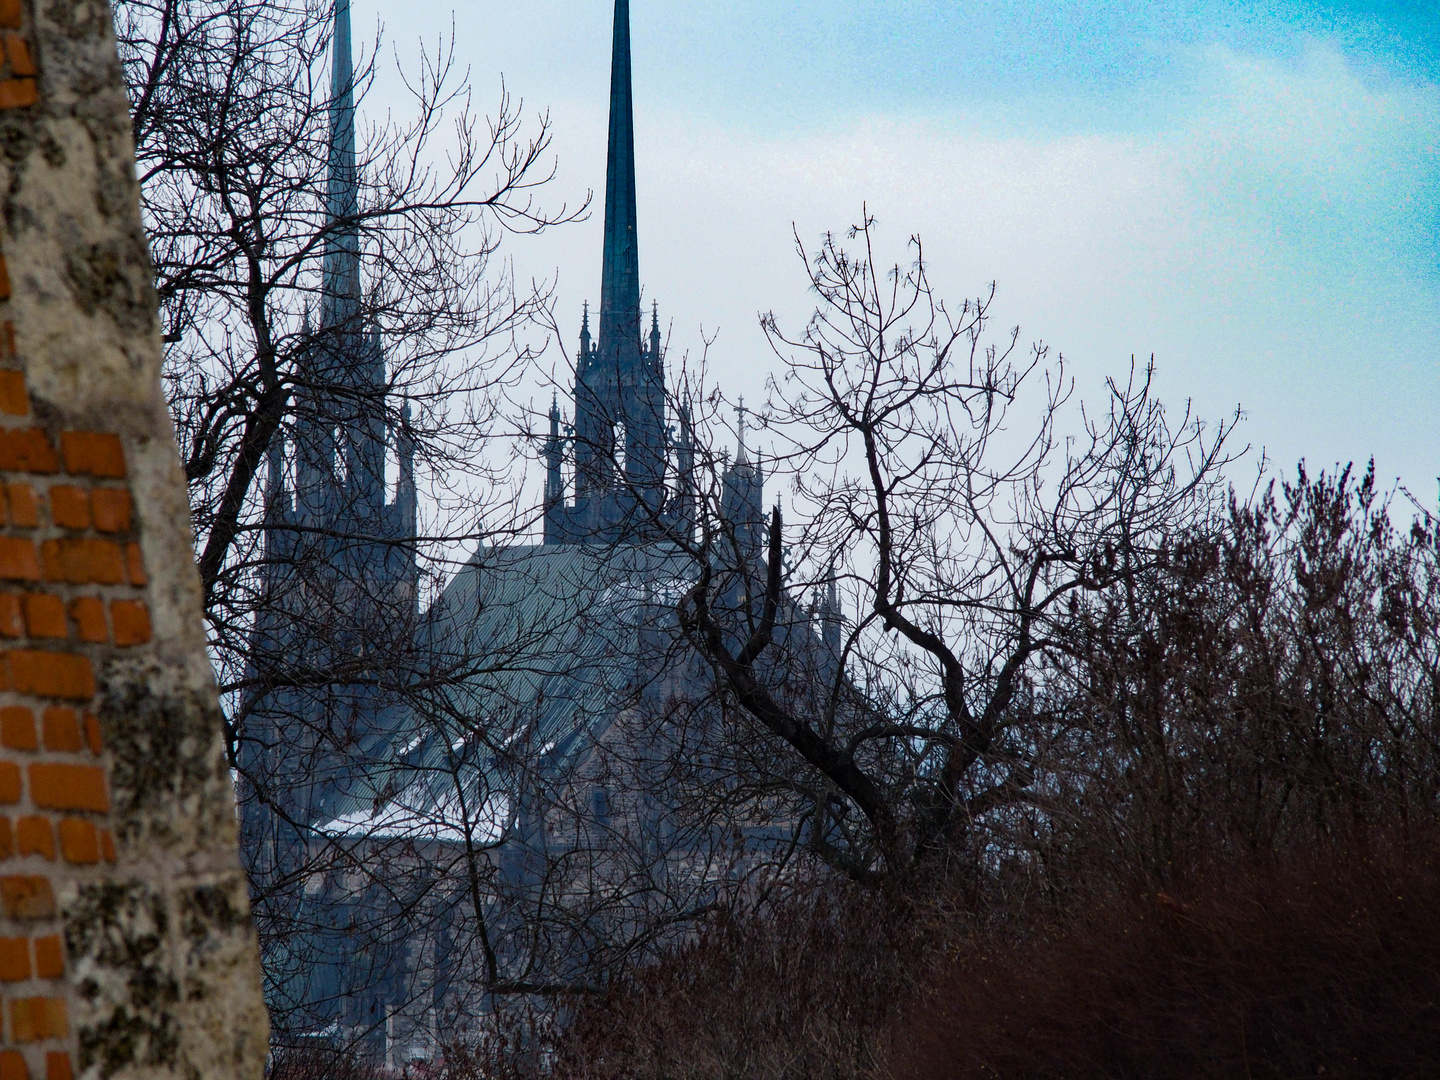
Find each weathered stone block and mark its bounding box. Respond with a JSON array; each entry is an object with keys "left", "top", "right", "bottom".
[{"left": 0, "top": 4, "right": 266, "bottom": 1080}]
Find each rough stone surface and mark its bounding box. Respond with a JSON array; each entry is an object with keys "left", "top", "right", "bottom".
[{"left": 0, "top": 4, "right": 269, "bottom": 1080}]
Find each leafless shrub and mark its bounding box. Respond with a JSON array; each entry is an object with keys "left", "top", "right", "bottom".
[{"left": 552, "top": 370, "right": 1440, "bottom": 1077}]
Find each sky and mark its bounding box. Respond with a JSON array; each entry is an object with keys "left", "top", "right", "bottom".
[{"left": 356, "top": 0, "right": 1438, "bottom": 507}]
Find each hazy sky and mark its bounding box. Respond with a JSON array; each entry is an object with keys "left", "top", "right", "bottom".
[{"left": 358, "top": 0, "right": 1437, "bottom": 503}]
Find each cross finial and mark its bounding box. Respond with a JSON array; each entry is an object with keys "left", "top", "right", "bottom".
[{"left": 735, "top": 396, "right": 749, "bottom": 465}]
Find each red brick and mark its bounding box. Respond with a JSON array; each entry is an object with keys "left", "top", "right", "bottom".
[
  {"left": 0, "top": 1051, "right": 26, "bottom": 1080},
  {"left": 59, "top": 432, "right": 125, "bottom": 479},
  {"left": 45, "top": 719, "right": 80, "bottom": 759},
  {"left": 82, "top": 713, "right": 101, "bottom": 756},
  {"left": 14, "top": 817, "right": 50, "bottom": 861},
  {"left": 0, "top": 370, "right": 25, "bottom": 416},
  {"left": 90, "top": 488, "right": 132, "bottom": 533},
  {"left": 7, "top": 651, "right": 94, "bottom": 700},
  {"left": 46, "top": 486, "right": 89, "bottom": 530},
  {"left": 4, "top": 36, "right": 33, "bottom": 79},
  {"left": 5, "top": 483, "right": 36, "bottom": 527},
  {"left": 125, "top": 542, "right": 147, "bottom": 586},
  {"left": 99, "top": 828, "right": 116, "bottom": 863},
  {"left": 86, "top": 539, "right": 130, "bottom": 583},
  {"left": 0, "top": 594, "right": 20, "bottom": 637},
  {"left": 95, "top": 540, "right": 130, "bottom": 582},
  {"left": 0, "top": 707, "right": 33, "bottom": 751},
  {"left": 0, "top": 78, "right": 35, "bottom": 110},
  {"left": 39, "top": 709, "right": 80, "bottom": 753},
  {"left": 0, "top": 936, "right": 28, "bottom": 980},
  {"left": 0, "top": 818, "right": 12, "bottom": 859},
  {"left": 68, "top": 597, "right": 106, "bottom": 643},
  {"left": 40, "top": 538, "right": 124, "bottom": 585},
  {"left": 32, "top": 936, "right": 60, "bottom": 980},
  {"left": 9, "top": 997, "right": 66, "bottom": 1042},
  {"left": 0, "top": 0, "right": 18, "bottom": 28},
  {"left": 57, "top": 819, "right": 97, "bottom": 865},
  {"left": 110, "top": 600, "right": 151, "bottom": 646},
  {"left": 20, "top": 594, "right": 64, "bottom": 639},
  {"left": 36, "top": 541, "right": 65, "bottom": 582},
  {"left": 0, "top": 877, "right": 54, "bottom": 919},
  {"left": 0, "top": 538, "right": 39, "bottom": 581},
  {"left": 0, "top": 430, "right": 58, "bottom": 474},
  {"left": 0, "top": 762, "right": 19, "bottom": 804},
  {"left": 28, "top": 764, "right": 107, "bottom": 812},
  {"left": 43, "top": 1054, "right": 69, "bottom": 1080}
]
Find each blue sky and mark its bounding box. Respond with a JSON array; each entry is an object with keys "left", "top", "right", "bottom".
[
  {"left": 621, "top": 0, "right": 1437, "bottom": 127},
  {"left": 362, "top": 0, "right": 1438, "bottom": 503}
]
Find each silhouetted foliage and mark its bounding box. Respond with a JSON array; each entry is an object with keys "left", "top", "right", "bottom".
[{"left": 551, "top": 440, "right": 1440, "bottom": 1077}]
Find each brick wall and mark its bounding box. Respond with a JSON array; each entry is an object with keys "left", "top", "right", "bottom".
[
  {"left": 0, "top": 375, "right": 133, "bottom": 1080},
  {"left": 0, "top": 3, "right": 269, "bottom": 1080}
]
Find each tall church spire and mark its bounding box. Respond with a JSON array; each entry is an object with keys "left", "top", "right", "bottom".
[
  {"left": 598, "top": 0, "right": 640, "bottom": 365},
  {"left": 323, "top": 0, "right": 361, "bottom": 326},
  {"left": 734, "top": 396, "right": 749, "bottom": 466},
  {"left": 573, "top": 0, "right": 641, "bottom": 514},
  {"left": 312, "top": 0, "right": 388, "bottom": 530},
  {"left": 570, "top": 0, "right": 666, "bottom": 531}
]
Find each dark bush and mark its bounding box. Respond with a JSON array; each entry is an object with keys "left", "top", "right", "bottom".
[{"left": 899, "top": 841, "right": 1440, "bottom": 1079}]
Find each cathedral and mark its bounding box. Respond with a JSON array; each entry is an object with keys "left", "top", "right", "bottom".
[{"left": 240, "top": 0, "right": 820, "bottom": 1063}]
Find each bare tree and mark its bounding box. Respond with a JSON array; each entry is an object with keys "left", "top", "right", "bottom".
[
  {"left": 678, "top": 213, "right": 1240, "bottom": 879},
  {"left": 1051, "top": 460, "right": 1440, "bottom": 886},
  {"left": 115, "top": 0, "right": 575, "bottom": 640},
  {"left": 112, "top": 0, "right": 589, "bottom": 1056}
]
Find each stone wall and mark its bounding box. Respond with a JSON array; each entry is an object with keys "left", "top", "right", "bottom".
[{"left": 0, "top": 3, "right": 269, "bottom": 1080}]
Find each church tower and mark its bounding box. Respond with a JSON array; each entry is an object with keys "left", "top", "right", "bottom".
[
  {"left": 552, "top": 0, "right": 685, "bottom": 544},
  {"left": 291, "top": 0, "right": 395, "bottom": 555},
  {"left": 244, "top": 0, "right": 420, "bottom": 854},
  {"left": 260, "top": 0, "right": 417, "bottom": 586},
  {"left": 239, "top": 0, "right": 426, "bottom": 1039}
]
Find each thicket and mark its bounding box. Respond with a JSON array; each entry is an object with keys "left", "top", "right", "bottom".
[{"left": 547, "top": 461, "right": 1440, "bottom": 1079}]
